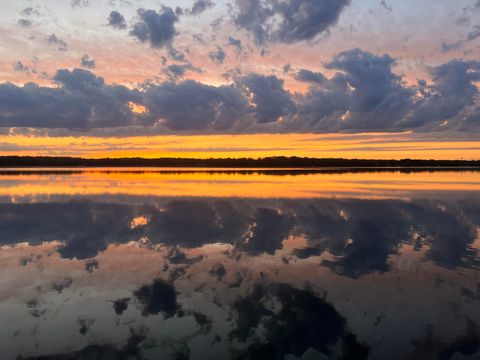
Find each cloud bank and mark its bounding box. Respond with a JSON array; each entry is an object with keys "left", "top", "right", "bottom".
[{"left": 0, "top": 49, "right": 479, "bottom": 134}]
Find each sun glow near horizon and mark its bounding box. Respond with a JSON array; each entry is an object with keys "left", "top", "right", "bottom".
[{"left": 1, "top": 132, "right": 479, "bottom": 160}]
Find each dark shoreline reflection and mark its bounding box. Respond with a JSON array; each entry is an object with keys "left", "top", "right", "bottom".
[
  {"left": 0, "top": 167, "right": 479, "bottom": 177},
  {"left": 0, "top": 173, "right": 479, "bottom": 359}
]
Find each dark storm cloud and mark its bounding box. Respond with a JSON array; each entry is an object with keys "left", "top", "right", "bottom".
[
  {"left": 143, "top": 80, "right": 250, "bottom": 131},
  {"left": 107, "top": 10, "right": 127, "bottom": 29},
  {"left": 80, "top": 54, "right": 96, "bottom": 69},
  {"left": 325, "top": 49, "right": 408, "bottom": 113},
  {"left": 130, "top": 7, "right": 178, "bottom": 48},
  {"left": 292, "top": 48, "right": 415, "bottom": 131},
  {"left": 0, "top": 68, "right": 144, "bottom": 129},
  {"left": 208, "top": 46, "right": 226, "bottom": 64},
  {"left": 238, "top": 73, "right": 296, "bottom": 123},
  {"left": 0, "top": 54, "right": 344, "bottom": 133},
  {"left": 0, "top": 49, "right": 479, "bottom": 133},
  {"left": 407, "top": 59, "right": 480, "bottom": 131},
  {"left": 231, "top": 0, "right": 351, "bottom": 44}
]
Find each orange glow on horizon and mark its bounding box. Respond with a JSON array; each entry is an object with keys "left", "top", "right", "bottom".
[
  {"left": 1, "top": 170, "right": 479, "bottom": 200},
  {"left": 0, "top": 132, "right": 479, "bottom": 160}
]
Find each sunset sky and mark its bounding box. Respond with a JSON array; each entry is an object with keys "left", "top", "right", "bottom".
[{"left": 0, "top": 0, "right": 479, "bottom": 159}]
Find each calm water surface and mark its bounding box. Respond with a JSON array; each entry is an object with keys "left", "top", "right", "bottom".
[{"left": 1, "top": 169, "right": 479, "bottom": 359}]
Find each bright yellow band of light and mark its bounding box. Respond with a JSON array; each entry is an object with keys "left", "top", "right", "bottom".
[{"left": 0, "top": 132, "right": 479, "bottom": 160}]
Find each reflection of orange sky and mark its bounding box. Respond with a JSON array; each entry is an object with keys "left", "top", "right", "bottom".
[
  {"left": 1, "top": 170, "right": 479, "bottom": 200},
  {"left": 1, "top": 132, "right": 479, "bottom": 160}
]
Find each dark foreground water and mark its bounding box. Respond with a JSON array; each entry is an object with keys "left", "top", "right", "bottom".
[{"left": 0, "top": 169, "right": 479, "bottom": 359}]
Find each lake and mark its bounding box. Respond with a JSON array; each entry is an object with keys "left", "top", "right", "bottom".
[{"left": 1, "top": 169, "right": 479, "bottom": 359}]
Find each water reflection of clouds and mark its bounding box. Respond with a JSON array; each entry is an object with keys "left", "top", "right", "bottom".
[
  {"left": 1, "top": 228, "right": 479, "bottom": 359},
  {"left": 1, "top": 172, "right": 479, "bottom": 359},
  {"left": 0, "top": 198, "right": 478, "bottom": 271}
]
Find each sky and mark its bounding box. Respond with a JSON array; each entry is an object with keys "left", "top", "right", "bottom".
[{"left": 0, "top": 0, "right": 479, "bottom": 159}]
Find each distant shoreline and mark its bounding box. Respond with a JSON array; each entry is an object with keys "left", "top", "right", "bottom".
[{"left": 0, "top": 156, "right": 479, "bottom": 168}]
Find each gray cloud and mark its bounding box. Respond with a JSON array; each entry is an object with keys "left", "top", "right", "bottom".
[
  {"left": 292, "top": 48, "right": 414, "bottom": 131},
  {"left": 441, "top": 39, "right": 462, "bottom": 53},
  {"left": 71, "top": 0, "right": 89, "bottom": 7},
  {"left": 167, "top": 46, "right": 186, "bottom": 61},
  {"left": 294, "top": 69, "right": 327, "bottom": 84},
  {"left": 208, "top": 46, "right": 226, "bottom": 64},
  {"left": 0, "top": 49, "right": 479, "bottom": 134},
  {"left": 380, "top": 0, "right": 393, "bottom": 12},
  {"left": 13, "top": 61, "right": 33, "bottom": 74},
  {"left": 238, "top": 73, "right": 296, "bottom": 123},
  {"left": 227, "top": 36, "right": 242, "bottom": 54},
  {"left": 272, "top": 0, "right": 351, "bottom": 43},
  {"left": 80, "top": 54, "right": 96, "bottom": 69},
  {"left": 47, "top": 34, "right": 68, "bottom": 51},
  {"left": 440, "top": 25, "right": 480, "bottom": 53},
  {"left": 130, "top": 7, "right": 178, "bottom": 48},
  {"left": 232, "top": 0, "right": 274, "bottom": 45},
  {"left": 190, "top": 0, "right": 215, "bottom": 15},
  {"left": 193, "top": 33, "right": 205, "bottom": 44},
  {"left": 20, "top": 7, "right": 40, "bottom": 16},
  {"left": 18, "top": 19, "right": 33, "bottom": 27},
  {"left": 0, "top": 69, "right": 144, "bottom": 129},
  {"left": 143, "top": 80, "right": 249, "bottom": 131},
  {"left": 467, "top": 25, "right": 480, "bottom": 41},
  {"left": 232, "top": 0, "right": 351, "bottom": 45},
  {"left": 107, "top": 10, "right": 127, "bottom": 29},
  {"left": 408, "top": 59, "right": 480, "bottom": 131},
  {"left": 163, "top": 63, "right": 202, "bottom": 81}
]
